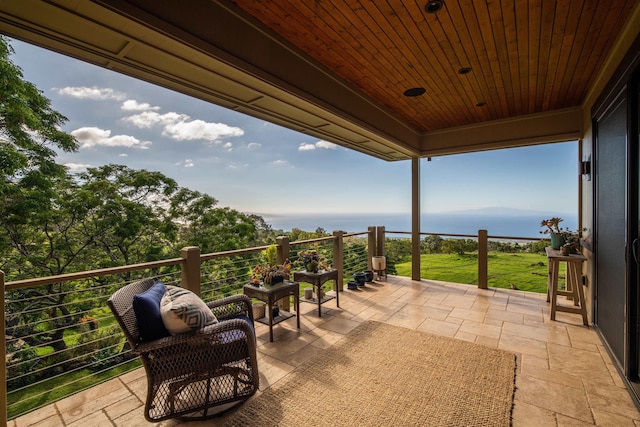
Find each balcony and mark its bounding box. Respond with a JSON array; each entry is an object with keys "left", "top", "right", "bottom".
[
  {"left": 3, "top": 229, "right": 640, "bottom": 426},
  {"left": 8, "top": 276, "right": 640, "bottom": 426}
]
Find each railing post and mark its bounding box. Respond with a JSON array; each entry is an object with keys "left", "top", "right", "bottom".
[
  {"left": 181, "top": 246, "right": 201, "bottom": 296},
  {"left": 376, "top": 226, "right": 386, "bottom": 257},
  {"left": 478, "top": 230, "right": 488, "bottom": 289},
  {"left": 367, "top": 226, "right": 376, "bottom": 270},
  {"left": 1, "top": 271, "right": 6, "bottom": 425},
  {"left": 276, "top": 236, "right": 290, "bottom": 265},
  {"left": 333, "top": 230, "right": 344, "bottom": 291},
  {"left": 276, "top": 236, "right": 291, "bottom": 310}
]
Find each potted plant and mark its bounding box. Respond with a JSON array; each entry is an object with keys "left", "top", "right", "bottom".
[
  {"left": 250, "top": 245, "right": 291, "bottom": 286},
  {"left": 294, "top": 249, "right": 330, "bottom": 273},
  {"left": 540, "top": 217, "right": 566, "bottom": 249},
  {"left": 560, "top": 231, "right": 582, "bottom": 255},
  {"left": 251, "top": 263, "right": 290, "bottom": 286},
  {"left": 540, "top": 217, "right": 584, "bottom": 252}
]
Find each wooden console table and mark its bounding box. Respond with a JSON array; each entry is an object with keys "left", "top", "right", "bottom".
[
  {"left": 243, "top": 281, "right": 300, "bottom": 342},
  {"left": 545, "top": 246, "right": 588, "bottom": 325},
  {"left": 293, "top": 269, "right": 339, "bottom": 317}
]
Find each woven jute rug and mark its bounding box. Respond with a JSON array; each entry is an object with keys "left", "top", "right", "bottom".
[{"left": 223, "top": 320, "right": 516, "bottom": 426}]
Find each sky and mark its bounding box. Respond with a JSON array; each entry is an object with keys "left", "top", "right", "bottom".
[{"left": 8, "top": 37, "right": 578, "bottom": 218}]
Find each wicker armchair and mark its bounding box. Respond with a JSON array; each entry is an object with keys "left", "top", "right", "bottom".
[{"left": 107, "top": 278, "right": 259, "bottom": 421}]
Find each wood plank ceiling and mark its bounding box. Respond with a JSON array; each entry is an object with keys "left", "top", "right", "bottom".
[{"left": 231, "top": 0, "right": 637, "bottom": 133}]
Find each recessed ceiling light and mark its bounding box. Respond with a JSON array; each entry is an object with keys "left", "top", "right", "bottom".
[
  {"left": 404, "top": 87, "right": 426, "bottom": 97},
  {"left": 425, "top": 0, "right": 444, "bottom": 13},
  {"left": 458, "top": 67, "right": 472, "bottom": 74},
  {"left": 475, "top": 102, "right": 486, "bottom": 107}
]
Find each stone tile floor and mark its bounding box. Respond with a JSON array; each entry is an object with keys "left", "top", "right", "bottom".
[{"left": 11, "top": 276, "right": 640, "bottom": 426}]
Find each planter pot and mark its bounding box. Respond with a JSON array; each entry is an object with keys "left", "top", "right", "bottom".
[
  {"left": 372, "top": 256, "right": 386, "bottom": 270},
  {"left": 354, "top": 272, "right": 366, "bottom": 287},
  {"left": 560, "top": 245, "right": 571, "bottom": 256},
  {"left": 550, "top": 233, "right": 565, "bottom": 250},
  {"left": 252, "top": 301, "right": 266, "bottom": 319},
  {"left": 347, "top": 280, "right": 358, "bottom": 290},
  {"left": 271, "top": 304, "right": 280, "bottom": 319},
  {"left": 364, "top": 270, "right": 374, "bottom": 282}
]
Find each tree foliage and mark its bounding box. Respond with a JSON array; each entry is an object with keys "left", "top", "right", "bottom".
[{"left": 0, "top": 36, "right": 287, "bottom": 395}]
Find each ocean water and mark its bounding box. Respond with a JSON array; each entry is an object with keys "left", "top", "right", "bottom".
[{"left": 261, "top": 212, "right": 578, "bottom": 239}]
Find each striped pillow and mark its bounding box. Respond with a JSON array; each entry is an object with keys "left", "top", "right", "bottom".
[{"left": 160, "top": 286, "right": 218, "bottom": 335}]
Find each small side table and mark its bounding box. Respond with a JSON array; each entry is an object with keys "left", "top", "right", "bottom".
[
  {"left": 545, "top": 246, "right": 588, "bottom": 325},
  {"left": 293, "top": 269, "right": 339, "bottom": 317},
  {"left": 243, "top": 281, "right": 300, "bottom": 342}
]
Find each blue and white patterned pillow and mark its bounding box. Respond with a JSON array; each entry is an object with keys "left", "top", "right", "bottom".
[{"left": 160, "top": 286, "right": 218, "bottom": 335}]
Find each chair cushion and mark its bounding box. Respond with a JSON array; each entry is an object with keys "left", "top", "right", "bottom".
[
  {"left": 160, "top": 286, "right": 218, "bottom": 335},
  {"left": 132, "top": 281, "right": 171, "bottom": 342}
]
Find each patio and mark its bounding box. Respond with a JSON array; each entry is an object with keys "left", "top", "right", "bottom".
[{"left": 11, "top": 275, "right": 640, "bottom": 426}]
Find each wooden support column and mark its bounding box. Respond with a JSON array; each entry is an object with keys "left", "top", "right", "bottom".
[
  {"left": 368, "top": 226, "right": 376, "bottom": 270},
  {"left": 412, "top": 157, "right": 421, "bottom": 281},
  {"left": 376, "top": 226, "right": 386, "bottom": 257},
  {"left": 276, "top": 236, "right": 291, "bottom": 310}
]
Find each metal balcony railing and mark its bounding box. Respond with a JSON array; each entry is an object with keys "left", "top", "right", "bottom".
[
  {"left": 1, "top": 225, "right": 556, "bottom": 422},
  {"left": 1, "top": 230, "right": 376, "bottom": 421}
]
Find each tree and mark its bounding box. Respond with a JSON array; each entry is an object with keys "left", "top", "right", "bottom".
[
  {"left": 441, "top": 238, "right": 477, "bottom": 255},
  {"left": 0, "top": 36, "right": 283, "bottom": 395},
  {"left": 422, "top": 235, "right": 443, "bottom": 253},
  {"left": 0, "top": 35, "right": 77, "bottom": 211}
]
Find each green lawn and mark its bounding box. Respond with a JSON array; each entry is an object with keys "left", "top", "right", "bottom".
[{"left": 394, "top": 252, "right": 561, "bottom": 293}]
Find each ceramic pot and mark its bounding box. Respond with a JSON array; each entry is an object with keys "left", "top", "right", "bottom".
[
  {"left": 354, "top": 272, "right": 366, "bottom": 287},
  {"left": 364, "top": 270, "right": 374, "bottom": 282},
  {"left": 550, "top": 233, "right": 565, "bottom": 250}
]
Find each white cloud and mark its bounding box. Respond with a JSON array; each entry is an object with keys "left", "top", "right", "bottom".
[
  {"left": 223, "top": 142, "right": 233, "bottom": 151},
  {"left": 247, "top": 142, "right": 261, "bottom": 149},
  {"left": 298, "top": 143, "right": 316, "bottom": 151},
  {"left": 316, "top": 140, "right": 337, "bottom": 149},
  {"left": 71, "top": 126, "right": 152, "bottom": 149},
  {"left": 122, "top": 111, "right": 174, "bottom": 128},
  {"left": 272, "top": 160, "right": 289, "bottom": 167},
  {"left": 123, "top": 111, "right": 244, "bottom": 142},
  {"left": 118, "top": 153, "right": 128, "bottom": 157},
  {"left": 56, "top": 86, "right": 126, "bottom": 100},
  {"left": 226, "top": 162, "right": 249, "bottom": 170},
  {"left": 121, "top": 99, "right": 161, "bottom": 111},
  {"left": 177, "top": 159, "right": 194, "bottom": 168},
  {"left": 298, "top": 140, "right": 337, "bottom": 151},
  {"left": 63, "top": 162, "right": 91, "bottom": 172}
]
